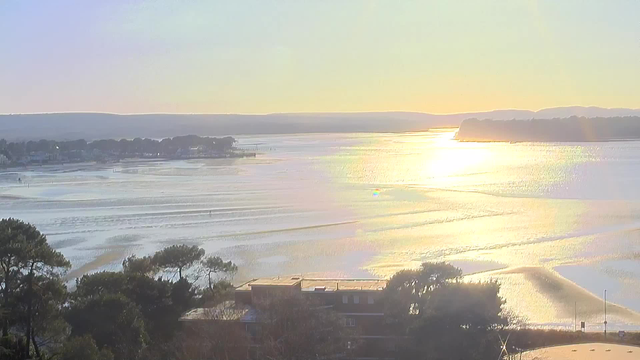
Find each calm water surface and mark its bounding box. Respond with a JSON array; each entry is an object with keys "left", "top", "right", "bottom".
[{"left": 2, "top": 130, "right": 640, "bottom": 329}]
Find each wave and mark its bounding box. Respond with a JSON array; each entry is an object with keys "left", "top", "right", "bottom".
[
  {"left": 44, "top": 214, "right": 351, "bottom": 237},
  {"left": 208, "top": 220, "right": 358, "bottom": 238},
  {"left": 367, "top": 210, "right": 517, "bottom": 234}
]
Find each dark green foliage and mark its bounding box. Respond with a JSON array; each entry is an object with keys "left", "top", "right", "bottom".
[
  {"left": 0, "top": 135, "right": 237, "bottom": 165},
  {"left": 0, "top": 335, "right": 28, "bottom": 360},
  {"left": 384, "top": 262, "right": 461, "bottom": 323},
  {"left": 1, "top": 219, "right": 244, "bottom": 360},
  {"left": 73, "top": 271, "right": 127, "bottom": 300},
  {"left": 66, "top": 294, "right": 148, "bottom": 360},
  {"left": 401, "top": 282, "right": 508, "bottom": 360},
  {"left": 383, "top": 262, "right": 508, "bottom": 360},
  {"left": 68, "top": 244, "right": 224, "bottom": 359},
  {"left": 0, "top": 218, "right": 71, "bottom": 359},
  {"left": 72, "top": 271, "right": 186, "bottom": 346},
  {"left": 60, "top": 335, "right": 114, "bottom": 360},
  {"left": 121, "top": 273, "right": 173, "bottom": 315},
  {"left": 201, "top": 256, "right": 237, "bottom": 290},
  {"left": 122, "top": 255, "right": 158, "bottom": 276},
  {"left": 200, "top": 279, "right": 235, "bottom": 306},
  {"left": 16, "top": 275, "right": 69, "bottom": 357},
  {"left": 424, "top": 281, "right": 507, "bottom": 330},
  {"left": 170, "top": 278, "right": 197, "bottom": 313},
  {"left": 68, "top": 244, "right": 219, "bottom": 358},
  {"left": 152, "top": 244, "right": 205, "bottom": 280},
  {"left": 126, "top": 274, "right": 186, "bottom": 343}
]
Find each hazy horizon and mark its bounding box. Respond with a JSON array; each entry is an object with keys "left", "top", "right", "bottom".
[
  {"left": 3, "top": 105, "right": 640, "bottom": 116},
  {"left": 2, "top": 1, "right": 639, "bottom": 114},
  {"left": 3, "top": 106, "right": 640, "bottom": 141}
]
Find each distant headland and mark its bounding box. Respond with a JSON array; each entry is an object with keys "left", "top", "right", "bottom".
[
  {"left": 456, "top": 116, "right": 640, "bottom": 142},
  {"left": 1, "top": 106, "right": 639, "bottom": 141},
  {"left": 0, "top": 135, "right": 254, "bottom": 168}
]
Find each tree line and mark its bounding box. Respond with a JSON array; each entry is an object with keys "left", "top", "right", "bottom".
[
  {"left": 456, "top": 116, "right": 640, "bottom": 142},
  {"left": 0, "top": 135, "right": 237, "bottom": 162},
  {"left": 3, "top": 218, "right": 637, "bottom": 360},
  {"left": 0, "top": 218, "right": 237, "bottom": 360}
]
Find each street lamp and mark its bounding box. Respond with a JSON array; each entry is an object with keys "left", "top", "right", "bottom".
[{"left": 604, "top": 290, "right": 607, "bottom": 339}]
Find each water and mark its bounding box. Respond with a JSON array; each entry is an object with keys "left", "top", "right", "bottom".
[{"left": 2, "top": 129, "right": 640, "bottom": 329}]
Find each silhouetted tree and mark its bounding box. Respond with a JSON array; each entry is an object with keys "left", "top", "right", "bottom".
[
  {"left": 73, "top": 272, "right": 128, "bottom": 301},
  {"left": 16, "top": 275, "right": 69, "bottom": 359},
  {"left": 201, "top": 256, "right": 237, "bottom": 291},
  {"left": 383, "top": 263, "right": 507, "bottom": 360},
  {"left": 122, "top": 255, "right": 157, "bottom": 277},
  {"left": 60, "top": 335, "right": 114, "bottom": 360},
  {"left": 73, "top": 270, "right": 183, "bottom": 347},
  {"left": 0, "top": 218, "right": 70, "bottom": 359},
  {"left": 384, "top": 262, "right": 461, "bottom": 324},
  {"left": 152, "top": 245, "right": 205, "bottom": 280},
  {"left": 66, "top": 294, "right": 148, "bottom": 360}
]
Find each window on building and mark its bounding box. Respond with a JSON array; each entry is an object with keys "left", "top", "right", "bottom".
[
  {"left": 353, "top": 295, "right": 359, "bottom": 304},
  {"left": 342, "top": 295, "right": 348, "bottom": 304},
  {"left": 368, "top": 295, "right": 374, "bottom": 304},
  {"left": 343, "top": 318, "right": 356, "bottom": 327}
]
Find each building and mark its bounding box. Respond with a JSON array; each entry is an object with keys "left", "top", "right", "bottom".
[{"left": 181, "top": 276, "right": 396, "bottom": 359}]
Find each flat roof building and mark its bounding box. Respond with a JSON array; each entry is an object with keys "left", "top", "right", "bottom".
[{"left": 181, "top": 276, "right": 395, "bottom": 359}]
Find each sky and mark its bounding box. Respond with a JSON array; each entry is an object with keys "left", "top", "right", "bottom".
[{"left": 1, "top": 0, "right": 639, "bottom": 114}]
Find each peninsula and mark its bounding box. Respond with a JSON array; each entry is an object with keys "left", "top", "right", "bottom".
[
  {"left": 456, "top": 116, "right": 640, "bottom": 142},
  {"left": 0, "top": 135, "right": 254, "bottom": 167}
]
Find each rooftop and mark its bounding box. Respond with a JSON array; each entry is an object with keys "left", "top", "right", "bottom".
[
  {"left": 236, "top": 276, "right": 387, "bottom": 292},
  {"left": 301, "top": 278, "right": 387, "bottom": 292},
  {"left": 236, "top": 276, "right": 302, "bottom": 290},
  {"left": 179, "top": 301, "right": 258, "bottom": 322}
]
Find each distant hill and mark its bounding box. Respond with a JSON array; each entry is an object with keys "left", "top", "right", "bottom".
[
  {"left": 1, "top": 106, "right": 639, "bottom": 141},
  {"left": 456, "top": 116, "right": 640, "bottom": 142}
]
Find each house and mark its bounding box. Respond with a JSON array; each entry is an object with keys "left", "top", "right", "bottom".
[
  {"left": 28, "top": 151, "right": 50, "bottom": 163},
  {"left": 180, "top": 276, "right": 397, "bottom": 359}
]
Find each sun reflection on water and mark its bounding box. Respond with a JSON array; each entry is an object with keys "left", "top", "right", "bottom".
[{"left": 328, "top": 129, "right": 623, "bottom": 326}]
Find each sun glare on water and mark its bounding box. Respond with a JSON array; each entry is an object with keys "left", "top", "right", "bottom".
[
  {"left": 333, "top": 130, "right": 627, "bottom": 327},
  {"left": 421, "top": 132, "right": 492, "bottom": 184}
]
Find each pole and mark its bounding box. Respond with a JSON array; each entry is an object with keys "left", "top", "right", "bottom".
[
  {"left": 574, "top": 301, "right": 577, "bottom": 332},
  {"left": 604, "top": 290, "right": 607, "bottom": 339}
]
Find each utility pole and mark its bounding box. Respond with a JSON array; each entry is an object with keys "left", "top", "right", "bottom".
[
  {"left": 574, "top": 301, "right": 577, "bottom": 332},
  {"left": 604, "top": 290, "right": 607, "bottom": 339}
]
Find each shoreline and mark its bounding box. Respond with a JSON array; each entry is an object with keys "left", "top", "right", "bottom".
[
  {"left": 0, "top": 152, "right": 257, "bottom": 171},
  {"left": 466, "top": 265, "right": 640, "bottom": 329}
]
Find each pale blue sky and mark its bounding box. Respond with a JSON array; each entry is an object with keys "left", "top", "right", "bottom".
[{"left": 1, "top": 1, "right": 639, "bottom": 114}]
